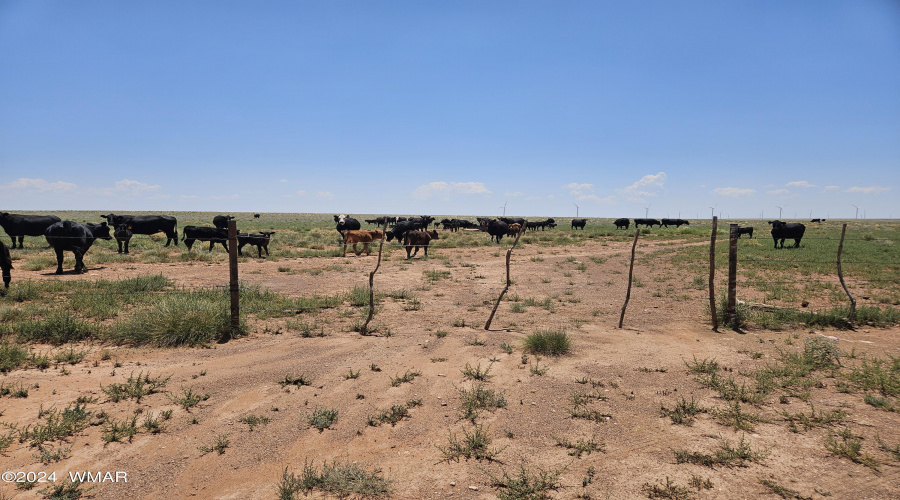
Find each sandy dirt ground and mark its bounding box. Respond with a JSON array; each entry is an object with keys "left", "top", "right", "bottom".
[{"left": 1, "top": 236, "right": 898, "bottom": 499}]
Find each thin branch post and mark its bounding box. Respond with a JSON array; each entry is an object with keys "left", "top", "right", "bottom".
[
  {"left": 618, "top": 228, "right": 640, "bottom": 329},
  {"left": 708, "top": 216, "right": 719, "bottom": 331},
  {"left": 484, "top": 223, "right": 527, "bottom": 330},
  {"left": 837, "top": 223, "right": 857, "bottom": 323},
  {"left": 361, "top": 222, "right": 389, "bottom": 335}
]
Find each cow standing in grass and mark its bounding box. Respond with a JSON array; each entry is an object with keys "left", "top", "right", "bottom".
[
  {"left": 0, "top": 212, "right": 62, "bottom": 249},
  {"left": 403, "top": 230, "right": 439, "bottom": 259},
  {"left": 342, "top": 230, "right": 383, "bottom": 257},
  {"left": 44, "top": 221, "right": 112, "bottom": 274}
]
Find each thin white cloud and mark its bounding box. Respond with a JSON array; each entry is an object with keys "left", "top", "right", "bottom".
[
  {"left": 412, "top": 181, "right": 491, "bottom": 200},
  {"left": 505, "top": 191, "right": 524, "bottom": 197},
  {"left": 823, "top": 186, "right": 840, "bottom": 192},
  {"left": 619, "top": 172, "right": 666, "bottom": 201},
  {"left": 786, "top": 180, "right": 815, "bottom": 188},
  {"left": 767, "top": 189, "right": 790, "bottom": 195},
  {"left": 316, "top": 191, "right": 334, "bottom": 199},
  {"left": 296, "top": 190, "right": 307, "bottom": 196},
  {"left": 845, "top": 186, "right": 891, "bottom": 194},
  {"left": 564, "top": 183, "right": 594, "bottom": 196},
  {"left": 106, "top": 179, "right": 161, "bottom": 195},
  {"left": 714, "top": 187, "right": 756, "bottom": 197},
  {"left": 0, "top": 178, "right": 77, "bottom": 193}
]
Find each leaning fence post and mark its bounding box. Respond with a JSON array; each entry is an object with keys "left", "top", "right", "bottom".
[
  {"left": 837, "top": 223, "right": 857, "bottom": 323},
  {"left": 484, "top": 223, "right": 527, "bottom": 330},
  {"left": 227, "top": 220, "right": 240, "bottom": 335},
  {"left": 361, "top": 222, "right": 389, "bottom": 335},
  {"left": 708, "top": 217, "right": 719, "bottom": 331},
  {"left": 725, "top": 224, "right": 738, "bottom": 327},
  {"left": 618, "top": 228, "right": 640, "bottom": 329}
]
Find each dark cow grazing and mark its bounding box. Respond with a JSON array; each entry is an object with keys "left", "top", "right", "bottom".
[
  {"left": 499, "top": 217, "right": 526, "bottom": 226},
  {"left": 440, "top": 218, "right": 460, "bottom": 232},
  {"left": 613, "top": 218, "right": 630, "bottom": 230},
  {"left": 100, "top": 214, "right": 178, "bottom": 246},
  {"left": 238, "top": 231, "right": 275, "bottom": 258},
  {"left": 736, "top": 226, "right": 754, "bottom": 239},
  {"left": 385, "top": 220, "right": 426, "bottom": 242},
  {"left": 634, "top": 218, "right": 661, "bottom": 228},
  {"left": 182, "top": 226, "right": 228, "bottom": 252},
  {"left": 811, "top": 218, "right": 824, "bottom": 223},
  {"left": 254, "top": 213, "right": 260, "bottom": 219},
  {"left": 0, "top": 212, "right": 62, "bottom": 249},
  {"left": 114, "top": 223, "right": 133, "bottom": 254},
  {"left": 527, "top": 218, "right": 555, "bottom": 231},
  {"left": 44, "top": 221, "right": 112, "bottom": 274},
  {"left": 341, "top": 230, "right": 382, "bottom": 257},
  {"left": 403, "top": 230, "right": 439, "bottom": 259},
  {"left": 213, "top": 215, "right": 235, "bottom": 229},
  {"left": 366, "top": 216, "right": 397, "bottom": 227},
  {"left": 481, "top": 219, "right": 509, "bottom": 243},
  {"left": 1, "top": 241, "right": 11, "bottom": 288},
  {"left": 571, "top": 218, "right": 587, "bottom": 230},
  {"left": 768, "top": 220, "right": 806, "bottom": 249},
  {"left": 661, "top": 218, "right": 690, "bottom": 228},
  {"left": 334, "top": 214, "right": 362, "bottom": 235}
]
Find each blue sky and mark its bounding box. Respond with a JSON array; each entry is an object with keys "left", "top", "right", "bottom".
[{"left": 1, "top": 1, "right": 898, "bottom": 218}]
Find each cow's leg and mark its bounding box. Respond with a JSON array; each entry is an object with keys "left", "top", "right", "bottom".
[
  {"left": 54, "top": 248, "right": 65, "bottom": 274},
  {"left": 74, "top": 250, "right": 86, "bottom": 273},
  {"left": 423, "top": 244, "right": 429, "bottom": 257},
  {"left": 257, "top": 245, "right": 263, "bottom": 258},
  {"left": 263, "top": 244, "right": 269, "bottom": 256},
  {"left": 208, "top": 241, "right": 215, "bottom": 252},
  {"left": 16, "top": 236, "right": 24, "bottom": 249},
  {"left": 117, "top": 240, "right": 123, "bottom": 254}
]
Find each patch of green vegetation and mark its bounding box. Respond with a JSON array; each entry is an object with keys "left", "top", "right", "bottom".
[
  {"left": 438, "top": 423, "right": 504, "bottom": 462},
  {"left": 486, "top": 463, "right": 564, "bottom": 500},
  {"left": 523, "top": 329, "right": 571, "bottom": 356},
  {"left": 306, "top": 406, "right": 338, "bottom": 431},
  {"left": 277, "top": 460, "right": 391, "bottom": 499},
  {"left": 102, "top": 372, "right": 170, "bottom": 403}
]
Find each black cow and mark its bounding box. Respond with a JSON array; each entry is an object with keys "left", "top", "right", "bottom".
[
  {"left": 529, "top": 218, "right": 554, "bottom": 231},
  {"left": 213, "top": 215, "right": 235, "bottom": 229},
  {"left": 634, "top": 218, "right": 661, "bottom": 228},
  {"left": 481, "top": 219, "right": 509, "bottom": 243},
  {"left": 385, "top": 220, "right": 420, "bottom": 242},
  {"left": 238, "top": 231, "right": 274, "bottom": 258},
  {"left": 182, "top": 226, "right": 228, "bottom": 252},
  {"left": 613, "top": 218, "right": 630, "bottom": 230},
  {"left": 735, "top": 226, "right": 754, "bottom": 239},
  {"left": 44, "top": 221, "right": 112, "bottom": 274},
  {"left": 768, "top": 220, "right": 806, "bottom": 249},
  {"left": 457, "top": 219, "right": 479, "bottom": 230},
  {"left": 440, "top": 218, "right": 460, "bottom": 232},
  {"left": 114, "top": 223, "right": 133, "bottom": 254},
  {"left": 0, "top": 212, "right": 62, "bottom": 249},
  {"left": 499, "top": 217, "right": 526, "bottom": 226},
  {"left": 571, "top": 218, "right": 587, "bottom": 230},
  {"left": 253, "top": 213, "right": 261, "bottom": 219},
  {"left": 810, "top": 218, "right": 825, "bottom": 223},
  {"left": 403, "top": 230, "right": 439, "bottom": 259},
  {"left": 334, "top": 214, "right": 361, "bottom": 235},
  {"left": 661, "top": 218, "right": 690, "bottom": 228},
  {"left": 1, "top": 241, "right": 11, "bottom": 288},
  {"left": 100, "top": 214, "right": 178, "bottom": 246}
]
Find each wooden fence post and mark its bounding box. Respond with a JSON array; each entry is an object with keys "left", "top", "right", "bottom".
[
  {"left": 484, "top": 223, "right": 527, "bottom": 330},
  {"left": 725, "top": 223, "right": 738, "bottom": 327},
  {"left": 837, "top": 223, "right": 857, "bottom": 323},
  {"left": 618, "top": 228, "right": 640, "bottom": 329},
  {"left": 227, "top": 220, "right": 240, "bottom": 335},
  {"left": 361, "top": 222, "right": 389, "bottom": 335},
  {"left": 708, "top": 216, "right": 719, "bottom": 331}
]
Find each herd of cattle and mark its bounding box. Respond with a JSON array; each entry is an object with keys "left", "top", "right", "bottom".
[{"left": 0, "top": 211, "right": 823, "bottom": 287}]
